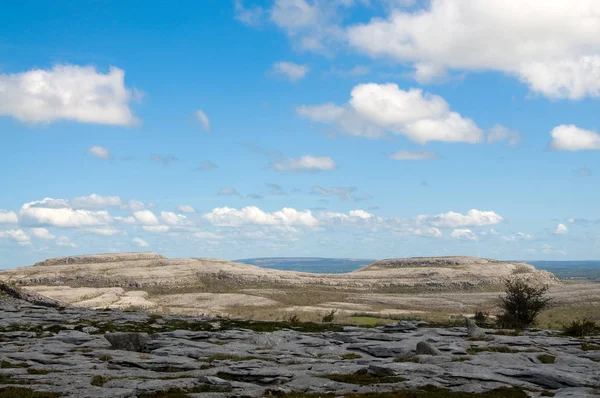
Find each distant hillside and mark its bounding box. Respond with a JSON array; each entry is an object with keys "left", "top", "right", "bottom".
[{"left": 234, "top": 257, "right": 375, "bottom": 273}]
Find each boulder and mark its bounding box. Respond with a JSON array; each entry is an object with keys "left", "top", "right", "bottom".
[
  {"left": 104, "top": 332, "right": 150, "bottom": 352},
  {"left": 416, "top": 341, "right": 442, "bottom": 356},
  {"left": 466, "top": 318, "right": 487, "bottom": 339}
]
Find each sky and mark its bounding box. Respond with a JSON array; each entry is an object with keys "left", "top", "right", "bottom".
[{"left": 1, "top": 0, "right": 599, "bottom": 268}]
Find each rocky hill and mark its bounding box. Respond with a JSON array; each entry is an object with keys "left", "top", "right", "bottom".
[{"left": 0, "top": 253, "right": 573, "bottom": 323}]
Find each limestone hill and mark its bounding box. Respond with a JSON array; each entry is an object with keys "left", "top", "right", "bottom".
[{"left": 1, "top": 253, "right": 586, "bottom": 326}]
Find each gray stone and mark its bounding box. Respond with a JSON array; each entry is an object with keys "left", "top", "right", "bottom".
[
  {"left": 466, "top": 318, "right": 487, "bottom": 339},
  {"left": 416, "top": 341, "right": 442, "bottom": 355},
  {"left": 104, "top": 332, "right": 150, "bottom": 352}
]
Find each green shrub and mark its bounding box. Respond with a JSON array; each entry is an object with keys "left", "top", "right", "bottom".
[
  {"left": 563, "top": 319, "right": 599, "bottom": 337},
  {"left": 497, "top": 279, "right": 551, "bottom": 329},
  {"left": 473, "top": 310, "right": 489, "bottom": 327},
  {"left": 322, "top": 309, "right": 337, "bottom": 323}
]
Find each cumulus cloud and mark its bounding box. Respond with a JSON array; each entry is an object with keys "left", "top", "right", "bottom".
[
  {"left": 451, "top": 228, "right": 478, "bottom": 241},
  {"left": 56, "top": 236, "right": 77, "bottom": 248},
  {"left": 413, "top": 227, "right": 443, "bottom": 238},
  {"left": 0, "top": 210, "right": 18, "bottom": 224},
  {"left": 195, "top": 109, "right": 211, "bottom": 132},
  {"left": 203, "top": 206, "right": 318, "bottom": 227},
  {"left": 71, "top": 194, "right": 122, "bottom": 209},
  {"left": 549, "top": 125, "right": 600, "bottom": 151},
  {"left": 501, "top": 232, "right": 534, "bottom": 241},
  {"left": 142, "top": 225, "right": 170, "bottom": 233},
  {"left": 554, "top": 223, "right": 569, "bottom": 235},
  {"left": 160, "top": 211, "right": 188, "bottom": 226},
  {"left": 20, "top": 199, "right": 113, "bottom": 228},
  {"left": 0, "top": 64, "right": 139, "bottom": 125},
  {"left": 389, "top": 150, "right": 438, "bottom": 161},
  {"left": 234, "top": 0, "right": 264, "bottom": 26},
  {"left": 270, "top": 155, "right": 337, "bottom": 171},
  {"left": 88, "top": 146, "right": 110, "bottom": 159},
  {"left": 270, "top": 61, "right": 310, "bottom": 81},
  {"left": 0, "top": 229, "right": 31, "bottom": 245},
  {"left": 133, "top": 210, "right": 159, "bottom": 226},
  {"left": 487, "top": 125, "right": 521, "bottom": 146},
  {"left": 298, "top": 84, "right": 482, "bottom": 144},
  {"left": 177, "top": 205, "right": 196, "bottom": 213},
  {"left": 346, "top": 1, "right": 600, "bottom": 99},
  {"left": 418, "top": 209, "right": 504, "bottom": 228},
  {"left": 85, "top": 228, "right": 122, "bottom": 236},
  {"left": 31, "top": 228, "right": 56, "bottom": 240},
  {"left": 132, "top": 237, "right": 149, "bottom": 247}
]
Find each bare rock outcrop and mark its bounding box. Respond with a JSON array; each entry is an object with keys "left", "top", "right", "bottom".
[{"left": 33, "top": 252, "right": 165, "bottom": 267}]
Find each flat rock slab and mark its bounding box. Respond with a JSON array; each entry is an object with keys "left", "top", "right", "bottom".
[{"left": 1, "top": 295, "right": 599, "bottom": 397}]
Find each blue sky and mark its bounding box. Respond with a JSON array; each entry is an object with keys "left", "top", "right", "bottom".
[{"left": 1, "top": 0, "right": 599, "bottom": 268}]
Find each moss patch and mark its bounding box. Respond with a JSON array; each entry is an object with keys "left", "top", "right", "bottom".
[
  {"left": 265, "top": 385, "right": 530, "bottom": 397},
  {"left": 466, "top": 346, "right": 538, "bottom": 355},
  {"left": 537, "top": 354, "right": 556, "bottom": 364},
  {"left": 0, "top": 388, "right": 62, "bottom": 398},
  {"left": 320, "top": 369, "right": 406, "bottom": 386}
]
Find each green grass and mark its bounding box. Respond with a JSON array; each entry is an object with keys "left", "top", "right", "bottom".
[
  {"left": 136, "top": 384, "right": 232, "bottom": 397},
  {"left": 263, "top": 385, "right": 530, "bottom": 397},
  {"left": 202, "top": 353, "right": 274, "bottom": 363},
  {"left": 319, "top": 370, "right": 406, "bottom": 386},
  {"left": 466, "top": 346, "right": 539, "bottom": 355},
  {"left": 26, "top": 369, "right": 51, "bottom": 375},
  {"left": 581, "top": 342, "right": 600, "bottom": 351},
  {"left": 90, "top": 375, "right": 110, "bottom": 386},
  {"left": 0, "top": 388, "right": 62, "bottom": 398},
  {"left": 340, "top": 353, "right": 362, "bottom": 360},
  {"left": 0, "top": 374, "right": 28, "bottom": 385},
  {"left": 0, "top": 360, "right": 28, "bottom": 369},
  {"left": 537, "top": 354, "right": 556, "bottom": 364}
]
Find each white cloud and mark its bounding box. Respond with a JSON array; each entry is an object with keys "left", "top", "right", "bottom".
[
  {"left": 132, "top": 237, "right": 149, "bottom": 247},
  {"left": 418, "top": 209, "right": 504, "bottom": 228},
  {"left": 346, "top": 1, "right": 600, "bottom": 99},
  {"left": 85, "top": 228, "right": 122, "bottom": 236},
  {"left": 71, "top": 194, "right": 122, "bottom": 209},
  {"left": 195, "top": 109, "right": 211, "bottom": 132},
  {"left": 142, "top": 225, "right": 170, "bottom": 233},
  {"left": 0, "top": 229, "right": 31, "bottom": 245},
  {"left": 271, "top": 155, "right": 337, "bottom": 171},
  {"left": 203, "top": 206, "right": 318, "bottom": 227},
  {"left": 389, "top": 150, "right": 438, "bottom": 161},
  {"left": 0, "top": 210, "right": 18, "bottom": 224},
  {"left": 177, "top": 205, "right": 196, "bottom": 213},
  {"left": 319, "top": 210, "right": 374, "bottom": 224},
  {"left": 133, "top": 210, "right": 159, "bottom": 225},
  {"left": 160, "top": 211, "right": 187, "bottom": 226},
  {"left": 311, "top": 186, "right": 370, "bottom": 201},
  {"left": 234, "top": 0, "right": 264, "bottom": 26},
  {"left": 20, "top": 199, "right": 113, "bottom": 228},
  {"left": 219, "top": 187, "right": 242, "bottom": 197},
  {"left": 31, "top": 228, "right": 55, "bottom": 240},
  {"left": 451, "top": 228, "right": 478, "bottom": 241},
  {"left": 487, "top": 125, "right": 521, "bottom": 146},
  {"left": 501, "top": 232, "right": 533, "bottom": 241},
  {"left": 270, "top": 0, "right": 318, "bottom": 30},
  {"left": 298, "top": 84, "right": 482, "bottom": 144},
  {"left": 270, "top": 61, "right": 310, "bottom": 81},
  {"left": 413, "top": 227, "right": 443, "bottom": 238},
  {"left": 56, "top": 236, "right": 77, "bottom": 248},
  {"left": 0, "top": 64, "right": 139, "bottom": 125},
  {"left": 88, "top": 146, "right": 110, "bottom": 159},
  {"left": 194, "top": 231, "right": 224, "bottom": 240},
  {"left": 554, "top": 223, "right": 569, "bottom": 235},
  {"left": 549, "top": 124, "right": 600, "bottom": 151}
]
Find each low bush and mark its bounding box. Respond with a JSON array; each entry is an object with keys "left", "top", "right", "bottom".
[
  {"left": 322, "top": 309, "right": 337, "bottom": 323},
  {"left": 563, "top": 319, "right": 599, "bottom": 337}
]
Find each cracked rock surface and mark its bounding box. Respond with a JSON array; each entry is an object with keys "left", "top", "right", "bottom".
[{"left": 1, "top": 296, "right": 599, "bottom": 397}]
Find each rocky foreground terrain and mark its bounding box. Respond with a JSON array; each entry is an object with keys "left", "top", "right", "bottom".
[
  {"left": 1, "top": 292, "right": 599, "bottom": 398},
  {"left": 0, "top": 254, "right": 574, "bottom": 322}
]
